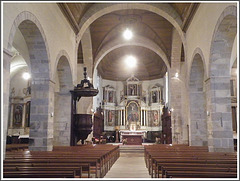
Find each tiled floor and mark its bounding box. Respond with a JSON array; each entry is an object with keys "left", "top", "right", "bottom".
[{"left": 104, "top": 152, "right": 151, "bottom": 178}]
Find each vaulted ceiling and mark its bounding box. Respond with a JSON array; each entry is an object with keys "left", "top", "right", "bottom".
[{"left": 58, "top": 3, "right": 199, "bottom": 81}]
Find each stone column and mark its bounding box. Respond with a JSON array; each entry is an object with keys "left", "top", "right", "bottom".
[
  {"left": 122, "top": 110, "right": 124, "bottom": 126},
  {"left": 104, "top": 110, "right": 107, "bottom": 126},
  {"left": 22, "top": 103, "right": 26, "bottom": 128},
  {"left": 123, "top": 110, "right": 125, "bottom": 126},
  {"left": 53, "top": 92, "right": 71, "bottom": 146},
  {"left": 206, "top": 76, "right": 234, "bottom": 152},
  {"left": 145, "top": 111, "right": 147, "bottom": 126},
  {"left": 120, "top": 110, "right": 122, "bottom": 126},
  {"left": 169, "top": 30, "right": 182, "bottom": 144},
  {"left": 3, "top": 49, "right": 12, "bottom": 159},
  {"left": 144, "top": 110, "right": 146, "bottom": 126},
  {"left": 29, "top": 79, "right": 54, "bottom": 151}
]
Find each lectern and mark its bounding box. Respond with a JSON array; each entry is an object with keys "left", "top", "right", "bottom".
[{"left": 70, "top": 67, "right": 98, "bottom": 146}]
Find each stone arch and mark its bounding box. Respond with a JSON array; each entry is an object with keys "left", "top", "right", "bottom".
[
  {"left": 187, "top": 48, "right": 207, "bottom": 85},
  {"left": 54, "top": 50, "right": 73, "bottom": 88},
  {"left": 230, "top": 35, "right": 237, "bottom": 70},
  {"left": 77, "top": 3, "right": 184, "bottom": 44},
  {"left": 76, "top": 3, "right": 187, "bottom": 63},
  {"left": 55, "top": 54, "right": 73, "bottom": 93},
  {"left": 93, "top": 35, "right": 170, "bottom": 71},
  {"left": 188, "top": 52, "right": 207, "bottom": 146},
  {"left": 53, "top": 54, "right": 73, "bottom": 146},
  {"left": 92, "top": 35, "right": 170, "bottom": 107},
  {"left": 7, "top": 11, "right": 53, "bottom": 151},
  {"left": 207, "top": 5, "right": 237, "bottom": 152},
  {"left": 96, "top": 20, "right": 169, "bottom": 56},
  {"left": 8, "top": 11, "right": 51, "bottom": 78},
  {"left": 209, "top": 5, "right": 237, "bottom": 77}
]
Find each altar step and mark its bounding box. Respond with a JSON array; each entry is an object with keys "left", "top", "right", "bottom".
[{"left": 119, "top": 145, "right": 144, "bottom": 153}]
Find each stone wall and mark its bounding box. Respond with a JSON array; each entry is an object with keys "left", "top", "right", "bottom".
[
  {"left": 53, "top": 93, "right": 71, "bottom": 146},
  {"left": 185, "top": 3, "right": 237, "bottom": 151},
  {"left": 189, "top": 55, "right": 207, "bottom": 146},
  {"left": 3, "top": 49, "right": 12, "bottom": 159},
  {"left": 169, "top": 30, "right": 182, "bottom": 144}
]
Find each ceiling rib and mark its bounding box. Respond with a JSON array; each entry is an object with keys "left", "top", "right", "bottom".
[
  {"left": 182, "top": 3, "right": 200, "bottom": 32},
  {"left": 58, "top": 3, "right": 79, "bottom": 34}
]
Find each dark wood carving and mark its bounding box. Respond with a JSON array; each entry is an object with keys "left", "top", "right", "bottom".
[
  {"left": 161, "top": 106, "right": 172, "bottom": 144},
  {"left": 70, "top": 67, "right": 99, "bottom": 146},
  {"left": 74, "top": 114, "right": 92, "bottom": 145},
  {"left": 93, "top": 107, "right": 104, "bottom": 139}
]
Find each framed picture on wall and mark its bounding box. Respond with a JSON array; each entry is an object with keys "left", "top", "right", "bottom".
[
  {"left": 108, "top": 110, "right": 115, "bottom": 126},
  {"left": 13, "top": 104, "right": 23, "bottom": 128},
  {"left": 126, "top": 101, "right": 140, "bottom": 123}
]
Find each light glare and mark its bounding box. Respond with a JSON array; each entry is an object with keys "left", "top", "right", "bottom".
[
  {"left": 175, "top": 73, "right": 179, "bottom": 78},
  {"left": 125, "top": 55, "right": 136, "bottom": 68},
  {"left": 22, "top": 72, "right": 31, "bottom": 80},
  {"left": 123, "top": 28, "right": 133, "bottom": 40}
]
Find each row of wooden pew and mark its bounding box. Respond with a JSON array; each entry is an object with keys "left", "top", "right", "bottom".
[
  {"left": 3, "top": 144, "right": 120, "bottom": 178},
  {"left": 144, "top": 144, "right": 237, "bottom": 178},
  {"left": 6, "top": 144, "right": 29, "bottom": 152}
]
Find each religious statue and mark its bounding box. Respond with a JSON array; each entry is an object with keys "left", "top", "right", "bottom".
[
  {"left": 152, "top": 91, "right": 157, "bottom": 103},
  {"left": 129, "top": 84, "right": 136, "bottom": 95},
  {"left": 11, "top": 87, "right": 15, "bottom": 97},
  {"left": 108, "top": 91, "right": 113, "bottom": 102},
  {"left": 153, "top": 110, "right": 159, "bottom": 126}
]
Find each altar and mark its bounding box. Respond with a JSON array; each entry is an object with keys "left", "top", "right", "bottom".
[{"left": 119, "top": 130, "right": 147, "bottom": 145}]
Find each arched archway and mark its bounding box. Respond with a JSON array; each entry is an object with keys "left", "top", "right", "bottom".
[
  {"left": 207, "top": 5, "right": 237, "bottom": 152},
  {"left": 77, "top": 3, "right": 184, "bottom": 45},
  {"left": 189, "top": 53, "right": 207, "bottom": 146},
  {"left": 53, "top": 53, "right": 73, "bottom": 146},
  {"left": 92, "top": 36, "right": 170, "bottom": 111},
  {"left": 7, "top": 11, "right": 53, "bottom": 151},
  {"left": 76, "top": 3, "right": 187, "bottom": 68},
  {"left": 93, "top": 35, "right": 170, "bottom": 72}
]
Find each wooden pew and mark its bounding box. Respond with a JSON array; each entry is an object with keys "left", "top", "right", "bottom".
[
  {"left": 162, "top": 166, "right": 237, "bottom": 178},
  {"left": 165, "top": 171, "right": 237, "bottom": 178},
  {"left": 4, "top": 163, "right": 90, "bottom": 178},
  {"left": 152, "top": 158, "right": 237, "bottom": 178},
  {"left": 158, "top": 163, "right": 237, "bottom": 178},
  {"left": 3, "top": 166, "right": 82, "bottom": 178},
  {"left": 144, "top": 145, "right": 237, "bottom": 178},
  {"left": 4, "top": 144, "right": 120, "bottom": 178},
  {"left": 6, "top": 144, "right": 28, "bottom": 152},
  {"left": 4, "top": 158, "right": 101, "bottom": 178},
  {"left": 3, "top": 170, "right": 76, "bottom": 178}
]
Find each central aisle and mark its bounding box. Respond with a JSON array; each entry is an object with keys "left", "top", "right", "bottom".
[{"left": 104, "top": 152, "right": 151, "bottom": 178}]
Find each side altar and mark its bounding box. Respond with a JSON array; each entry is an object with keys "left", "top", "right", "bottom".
[{"left": 119, "top": 130, "right": 147, "bottom": 145}]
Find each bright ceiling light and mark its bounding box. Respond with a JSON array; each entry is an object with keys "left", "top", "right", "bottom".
[
  {"left": 123, "top": 28, "right": 133, "bottom": 40},
  {"left": 125, "top": 55, "right": 136, "bottom": 68},
  {"left": 175, "top": 72, "right": 179, "bottom": 78},
  {"left": 22, "top": 72, "right": 31, "bottom": 80}
]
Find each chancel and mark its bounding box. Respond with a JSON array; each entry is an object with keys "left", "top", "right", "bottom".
[{"left": 2, "top": 1, "right": 238, "bottom": 179}]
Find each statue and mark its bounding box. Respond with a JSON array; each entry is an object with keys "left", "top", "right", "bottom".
[
  {"left": 11, "top": 87, "right": 15, "bottom": 97},
  {"left": 129, "top": 84, "right": 136, "bottom": 95}
]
